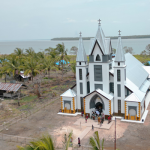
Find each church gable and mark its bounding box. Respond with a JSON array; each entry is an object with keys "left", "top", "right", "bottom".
[{"left": 90, "top": 41, "right": 104, "bottom": 63}]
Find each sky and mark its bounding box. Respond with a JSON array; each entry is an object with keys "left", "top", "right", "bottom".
[{"left": 0, "top": 0, "right": 150, "bottom": 41}]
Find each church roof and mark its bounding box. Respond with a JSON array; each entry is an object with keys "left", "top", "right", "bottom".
[
  {"left": 90, "top": 25, "right": 111, "bottom": 55},
  {"left": 76, "top": 34, "right": 87, "bottom": 62},
  {"left": 83, "top": 88, "right": 113, "bottom": 100},
  {"left": 143, "top": 66, "right": 150, "bottom": 78},
  {"left": 125, "top": 93, "right": 140, "bottom": 102},
  {"left": 60, "top": 89, "right": 76, "bottom": 97},
  {"left": 115, "top": 34, "right": 125, "bottom": 62}
]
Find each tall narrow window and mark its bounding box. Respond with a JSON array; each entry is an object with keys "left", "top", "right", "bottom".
[
  {"left": 110, "top": 82, "right": 114, "bottom": 93},
  {"left": 117, "top": 70, "right": 121, "bottom": 81},
  {"left": 117, "top": 84, "right": 121, "bottom": 97},
  {"left": 80, "top": 83, "right": 83, "bottom": 94},
  {"left": 79, "top": 62, "right": 81, "bottom": 65},
  {"left": 79, "top": 69, "right": 82, "bottom": 80},
  {"left": 94, "top": 65, "right": 102, "bottom": 81},
  {"left": 96, "top": 54, "right": 101, "bottom": 61},
  {"left": 118, "top": 62, "right": 120, "bottom": 66}
]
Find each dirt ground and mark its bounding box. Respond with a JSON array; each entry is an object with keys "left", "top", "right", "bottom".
[{"left": 1, "top": 71, "right": 150, "bottom": 150}]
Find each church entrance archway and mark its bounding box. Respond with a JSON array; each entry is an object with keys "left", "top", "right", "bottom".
[{"left": 90, "top": 94, "right": 105, "bottom": 110}]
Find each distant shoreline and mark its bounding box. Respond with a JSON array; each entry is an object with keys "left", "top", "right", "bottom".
[{"left": 51, "top": 35, "right": 150, "bottom": 41}]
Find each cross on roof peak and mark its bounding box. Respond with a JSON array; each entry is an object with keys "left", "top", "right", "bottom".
[
  {"left": 79, "top": 32, "right": 82, "bottom": 37},
  {"left": 98, "top": 19, "right": 101, "bottom": 25},
  {"left": 118, "top": 30, "right": 121, "bottom": 36}
]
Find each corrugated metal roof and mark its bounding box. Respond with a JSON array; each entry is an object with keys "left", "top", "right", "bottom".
[
  {"left": 0, "top": 83, "right": 22, "bottom": 92},
  {"left": 60, "top": 89, "right": 76, "bottom": 97},
  {"left": 143, "top": 66, "right": 150, "bottom": 78},
  {"left": 125, "top": 53, "right": 148, "bottom": 88},
  {"left": 76, "top": 35, "right": 87, "bottom": 62},
  {"left": 115, "top": 36, "right": 125, "bottom": 62}
]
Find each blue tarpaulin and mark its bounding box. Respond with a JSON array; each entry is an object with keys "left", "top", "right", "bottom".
[{"left": 55, "top": 60, "right": 70, "bottom": 65}]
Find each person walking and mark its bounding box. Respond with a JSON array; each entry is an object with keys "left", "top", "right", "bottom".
[
  {"left": 78, "top": 137, "right": 81, "bottom": 147},
  {"left": 102, "top": 112, "right": 105, "bottom": 123},
  {"left": 98, "top": 115, "right": 100, "bottom": 125},
  {"left": 92, "top": 124, "right": 94, "bottom": 130}
]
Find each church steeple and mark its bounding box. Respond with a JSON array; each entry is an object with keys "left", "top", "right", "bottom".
[
  {"left": 115, "top": 30, "right": 125, "bottom": 62},
  {"left": 95, "top": 19, "right": 106, "bottom": 54},
  {"left": 76, "top": 32, "right": 87, "bottom": 62}
]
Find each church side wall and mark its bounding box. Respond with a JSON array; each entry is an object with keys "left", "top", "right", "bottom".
[
  {"left": 111, "top": 98, "right": 114, "bottom": 114},
  {"left": 62, "top": 96, "right": 73, "bottom": 110},
  {"left": 126, "top": 101, "right": 139, "bottom": 117},
  {"left": 76, "top": 62, "right": 88, "bottom": 111}
]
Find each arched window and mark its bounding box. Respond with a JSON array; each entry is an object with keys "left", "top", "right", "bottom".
[{"left": 96, "top": 54, "right": 101, "bottom": 61}]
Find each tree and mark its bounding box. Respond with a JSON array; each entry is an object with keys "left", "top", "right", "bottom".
[
  {"left": 70, "top": 61, "right": 76, "bottom": 78},
  {"left": 140, "top": 50, "right": 147, "bottom": 58},
  {"left": 123, "top": 46, "right": 133, "bottom": 54},
  {"left": 56, "top": 43, "right": 70, "bottom": 80},
  {"left": 89, "top": 131, "right": 104, "bottom": 150},
  {"left": 17, "top": 134, "right": 55, "bottom": 150},
  {"left": 21, "top": 57, "right": 39, "bottom": 82},
  {"left": 69, "top": 46, "right": 78, "bottom": 55},
  {"left": 145, "top": 44, "right": 150, "bottom": 55},
  {"left": 112, "top": 48, "right": 116, "bottom": 54},
  {"left": 14, "top": 48, "right": 24, "bottom": 59},
  {"left": 25, "top": 47, "right": 35, "bottom": 57}
]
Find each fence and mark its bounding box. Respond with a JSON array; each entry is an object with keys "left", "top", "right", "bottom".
[
  {"left": 0, "top": 133, "right": 36, "bottom": 144},
  {"left": 0, "top": 97, "right": 59, "bottom": 132},
  {"left": 0, "top": 133, "right": 92, "bottom": 150}
]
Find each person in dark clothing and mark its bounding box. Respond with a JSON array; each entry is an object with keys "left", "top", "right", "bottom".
[
  {"left": 92, "top": 124, "right": 94, "bottom": 130},
  {"left": 78, "top": 137, "right": 81, "bottom": 147}
]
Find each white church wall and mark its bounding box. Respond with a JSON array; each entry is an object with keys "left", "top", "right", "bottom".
[
  {"left": 62, "top": 96, "right": 73, "bottom": 110},
  {"left": 85, "top": 92, "right": 110, "bottom": 116},
  {"left": 76, "top": 64, "right": 88, "bottom": 111},
  {"left": 111, "top": 98, "right": 114, "bottom": 114},
  {"left": 126, "top": 101, "right": 139, "bottom": 117},
  {"left": 145, "top": 91, "right": 150, "bottom": 109},
  {"left": 114, "top": 66, "right": 126, "bottom": 114},
  {"left": 92, "top": 43, "right": 103, "bottom": 62},
  {"left": 89, "top": 63, "right": 110, "bottom": 94},
  {"left": 109, "top": 74, "right": 114, "bottom": 83}
]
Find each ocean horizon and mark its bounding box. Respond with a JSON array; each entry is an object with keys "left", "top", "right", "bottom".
[{"left": 0, "top": 38, "right": 150, "bottom": 55}]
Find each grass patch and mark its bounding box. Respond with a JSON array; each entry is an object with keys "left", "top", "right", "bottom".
[
  {"left": 21, "top": 96, "right": 37, "bottom": 103},
  {"left": 134, "top": 55, "right": 150, "bottom": 63},
  {"left": 51, "top": 86, "right": 58, "bottom": 90},
  {"left": 18, "top": 104, "right": 33, "bottom": 110}
]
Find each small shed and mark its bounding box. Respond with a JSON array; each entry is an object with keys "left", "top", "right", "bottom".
[
  {"left": 17, "top": 71, "right": 31, "bottom": 82},
  {"left": 0, "top": 83, "right": 22, "bottom": 98}
]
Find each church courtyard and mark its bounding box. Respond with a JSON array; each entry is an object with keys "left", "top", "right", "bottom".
[{"left": 1, "top": 92, "right": 150, "bottom": 150}]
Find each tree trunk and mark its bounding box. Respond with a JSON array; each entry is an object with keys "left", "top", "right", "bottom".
[
  {"left": 62, "top": 57, "right": 64, "bottom": 80},
  {"left": 5, "top": 74, "right": 6, "bottom": 83}
]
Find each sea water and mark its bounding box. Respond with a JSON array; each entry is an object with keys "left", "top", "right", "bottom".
[{"left": 0, "top": 38, "right": 150, "bottom": 55}]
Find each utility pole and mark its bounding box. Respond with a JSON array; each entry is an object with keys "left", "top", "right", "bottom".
[{"left": 114, "top": 117, "right": 116, "bottom": 150}]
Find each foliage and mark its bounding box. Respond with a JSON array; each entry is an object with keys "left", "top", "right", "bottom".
[
  {"left": 112, "top": 48, "right": 116, "bottom": 54},
  {"left": 145, "top": 44, "right": 150, "bottom": 55},
  {"left": 70, "top": 61, "right": 76, "bottom": 78},
  {"left": 134, "top": 55, "right": 150, "bottom": 64},
  {"left": 123, "top": 46, "right": 134, "bottom": 54},
  {"left": 89, "top": 131, "right": 104, "bottom": 150},
  {"left": 17, "top": 134, "right": 55, "bottom": 150},
  {"left": 69, "top": 46, "right": 78, "bottom": 55}
]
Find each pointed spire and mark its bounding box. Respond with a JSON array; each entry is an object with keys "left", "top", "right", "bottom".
[
  {"left": 76, "top": 32, "right": 87, "bottom": 62},
  {"left": 115, "top": 30, "right": 125, "bottom": 62},
  {"left": 95, "top": 19, "right": 106, "bottom": 54}
]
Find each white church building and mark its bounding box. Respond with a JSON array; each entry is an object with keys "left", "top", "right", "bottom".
[{"left": 60, "top": 22, "right": 150, "bottom": 121}]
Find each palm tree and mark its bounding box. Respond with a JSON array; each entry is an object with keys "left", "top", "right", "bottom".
[
  {"left": 14, "top": 48, "right": 24, "bottom": 59},
  {"left": 21, "top": 56, "right": 39, "bottom": 82},
  {"left": 25, "top": 47, "right": 35, "bottom": 57},
  {"left": 89, "top": 131, "right": 104, "bottom": 150},
  {"left": 56, "top": 43, "right": 70, "bottom": 80},
  {"left": 17, "top": 134, "right": 55, "bottom": 150}
]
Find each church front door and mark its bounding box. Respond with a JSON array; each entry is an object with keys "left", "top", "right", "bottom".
[
  {"left": 80, "top": 97, "right": 84, "bottom": 112},
  {"left": 118, "top": 100, "right": 121, "bottom": 115}
]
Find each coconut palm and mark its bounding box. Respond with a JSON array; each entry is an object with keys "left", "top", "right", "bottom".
[
  {"left": 56, "top": 43, "right": 70, "bottom": 80},
  {"left": 89, "top": 131, "right": 104, "bottom": 150},
  {"left": 14, "top": 48, "right": 24, "bottom": 59},
  {"left": 17, "top": 134, "right": 55, "bottom": 150},
  {"left": 20, "top": 56, "right": 39, "bottom": 82},
  {"left": 25, "top": 47, "right": 35, "bottom": 57}
]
